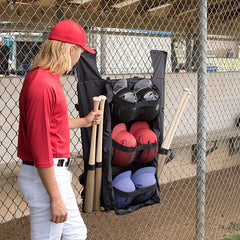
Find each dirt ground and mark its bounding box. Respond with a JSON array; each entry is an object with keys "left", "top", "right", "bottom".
[{"left": 1, "top": 166, "right": 239, "bottom": 240}]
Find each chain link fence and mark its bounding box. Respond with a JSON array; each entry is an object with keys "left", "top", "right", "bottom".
[{"left": 1, "top": 0, "right": 239, "bottom": 239}]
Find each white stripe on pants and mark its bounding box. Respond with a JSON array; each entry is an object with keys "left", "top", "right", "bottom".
[{"left": 18, "top": 161, "right": 87, "bottom": 240}]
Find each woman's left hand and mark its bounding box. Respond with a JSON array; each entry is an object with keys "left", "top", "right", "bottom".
[{"left": 84, "top": 110, "right": 103, "bottom": 127}]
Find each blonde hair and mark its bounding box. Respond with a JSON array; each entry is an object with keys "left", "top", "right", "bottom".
[{"left": 32, "top": 39, "right": 72, "bottom": 75}]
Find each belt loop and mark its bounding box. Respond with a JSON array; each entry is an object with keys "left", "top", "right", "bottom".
[
  {"left": 57, "top": 159, "right": 64, "bottom": 167},
  {"left": 65, "top": 158, "right": 71, "bottom": 167}
]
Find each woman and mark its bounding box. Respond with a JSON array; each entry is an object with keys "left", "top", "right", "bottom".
[{"left": 17, "top": 20, "right": 102, "bottom": 240}]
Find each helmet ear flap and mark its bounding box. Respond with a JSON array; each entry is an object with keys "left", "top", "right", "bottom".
[
  {"left": 133, "top": 79, "right": 153, "bottom": 93},
  {"left": 112, "top": 123, "right": 127, "bottom": 139},
  {"left": 131, "top": 166, "right": 157, "bottom": 203},
  {"left": 111, "top": 124, "right": 137, "bottom": 167},
  {"left": 130, "top": 121, "right": 150, "bottom": 135},
  {"left": 112, "top": 79, "right": 138, "bottom": 123},
  {"left": 135, "top": 85, "right": 160, "bottom": 122},
  {"left": 136, "top": 87, "right": 159, "bottom": 102},
  {"left": 133, "top": 79, "right": 160, "bottom": 122},
  {"left": 112, "top": 90, "right": 138, "bottom": 123},
  {"left": 113, "top": 79, "right": 128, "bottom": 95},
  {"left": 131, "top": 126, "right": 158, "bottom": 163},
  {"left": 112, "top": 171, "right": 135, "bottom": 209}
]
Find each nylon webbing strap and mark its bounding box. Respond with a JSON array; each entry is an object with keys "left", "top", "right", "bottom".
[
  {"left": 112, "top": 140, "right": 158, "bottom": 152},
  {"left": 113, "top": 184, "right": 157, "bottom": 198},
  {"left": 158, "top": 147, "right": 169, "bottom": 155}
]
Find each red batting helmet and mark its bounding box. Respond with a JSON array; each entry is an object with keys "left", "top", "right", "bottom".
[
  {"left": 129, "top": 121, "right": 150, "bottom": 135},
  {"left": 132, "top": 128, "right": 158, "bottom": 163},
  {"left": 112, "top": 126, "right": 137, "bottom": 167},
  {"left": 112, "top": 123, "right": 127, "bottom": 139}
]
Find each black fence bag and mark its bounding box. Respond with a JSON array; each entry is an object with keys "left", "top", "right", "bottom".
[{"left": 76, "top": 50, "right": 167, "bottom": 215}]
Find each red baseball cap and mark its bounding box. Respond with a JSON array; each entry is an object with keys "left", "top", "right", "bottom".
[{"left": 48, "top": 20, "right": 96, "bottom": 54}]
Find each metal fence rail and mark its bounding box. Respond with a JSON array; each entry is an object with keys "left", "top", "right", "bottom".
[{"left": 1, "top": 0, "right": 240, "bottom": 239}]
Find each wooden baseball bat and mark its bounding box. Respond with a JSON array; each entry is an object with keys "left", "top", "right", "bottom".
[
  {"left": 158, "top": 88, "right": 192, "bottom": 178},
  {"left": 93, "top": 95, "right": 106, "bottom": 211},
  {"left": 84, "top": 96, "right": 101, "bottom": 213}
]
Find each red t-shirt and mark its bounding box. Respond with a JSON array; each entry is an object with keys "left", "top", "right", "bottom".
[{"left": 17, "top": 68, "right": 70, "bottom": 168}]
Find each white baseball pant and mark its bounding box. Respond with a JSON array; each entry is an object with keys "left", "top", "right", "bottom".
[{"left": 18, "top": 159, "right": 87, "bottom": 240}]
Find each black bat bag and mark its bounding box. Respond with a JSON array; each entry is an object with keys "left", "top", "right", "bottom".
[{"left": 76, "top": 50, "right": 167, "bottom": 215}]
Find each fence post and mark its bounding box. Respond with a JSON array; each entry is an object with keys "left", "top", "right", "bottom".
[
  {"left": 186, "top": 21, "right": 193, "bottom": 72},
  {"left": 196, "top": 0, "right": 208, "bottom": 240}
]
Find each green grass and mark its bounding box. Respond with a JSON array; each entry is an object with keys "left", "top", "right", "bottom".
[
  {"left": 207, "top": 222, "right": 240, "bottom": 240},
  {"left": 177, "top": 57, "right": 240, "bottom": 72},
  {"left": 222, "top": 233, "right": 240, "bottom": 240},
  {"left": 207, "top": 232, "right": 240, "bottom": 240},
  {"left": 207, "top": 58, "right": 240, "bottom": 71},
  {"left": 219, "top": 222, "right": 240, "bottom": 232}
]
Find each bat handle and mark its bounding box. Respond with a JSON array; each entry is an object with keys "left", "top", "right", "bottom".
[
  {"left": 88, "top": 97, "right": 101, "bottom": 166},
  {"left": 93, "top": 96, "right": 101, "bottom": 113},
  {"left": 96, "top": 95, "right": 106, "bottom": 163}
]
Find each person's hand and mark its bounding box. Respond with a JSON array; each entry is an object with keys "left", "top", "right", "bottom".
[
  {"left": 50, "top": 196, "right": 68, "bottom": 224},
  {"left": 84, "top": 110, "right": 103, "bottom": 127}
]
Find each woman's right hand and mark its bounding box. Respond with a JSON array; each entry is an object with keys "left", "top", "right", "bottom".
[{"left": 50, "top": 196, "right": 68, "bottom": 223}]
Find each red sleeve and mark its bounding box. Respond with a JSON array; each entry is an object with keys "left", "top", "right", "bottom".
[{"left": 25, "top": 82, "right": 55, "bottom": 168}]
